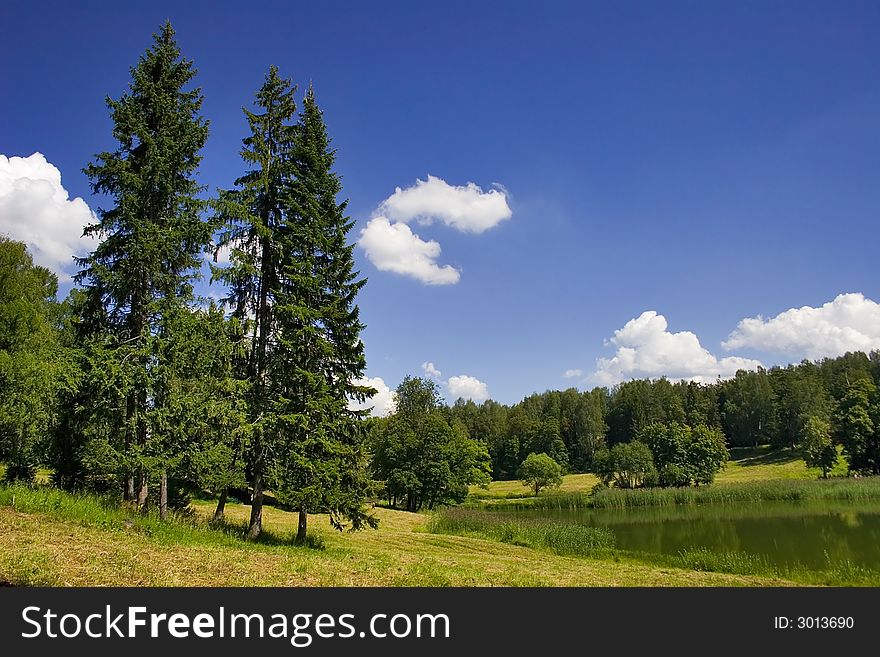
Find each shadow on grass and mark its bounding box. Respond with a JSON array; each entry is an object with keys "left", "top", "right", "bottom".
[
  {"left": 206, "top": 518, "right": 326, "bottom": 550},
  {"left": 730, "top": 447, "right": 801, "bottom": 467}
]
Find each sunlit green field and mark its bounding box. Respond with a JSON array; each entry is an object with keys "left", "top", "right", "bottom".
[
  {"left": 0, "top": 446, "right": 864, "bottom": 587},
  {"left": 0, "top": 485, "right": 787, "bottom": 587},
  {"left": 471, "top": 446, "right": 847, "bottom": 501}
]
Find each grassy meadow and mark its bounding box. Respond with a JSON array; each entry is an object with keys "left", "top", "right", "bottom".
[
  {"left": 470, "top": 446, "right": 848, "bottom": 503},
  {"left": 1, "top": 447, "right": 875, "bottom": 587},
  {"left": 0, "top": 484, "right": 789, "bottom": 587}
]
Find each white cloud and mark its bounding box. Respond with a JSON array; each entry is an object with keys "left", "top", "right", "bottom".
[
  {"left": 358, "top": 216, "right": 460, "bottom": 285},
  {"left": 348, "top": 376, "right": 395, "bottom": 417},
  {"left": 208, "top": 244, "right": 232, "bottom": 265},
  {"left": 379, "top": 175, "right": 511, "bottom": 234},
  {"left": 359, "top": 175, "right": 511, "bottom": 285},
  {"left": 563, "top": 368, "right": 583, "bottom": 378},
  {"left": 722, "top": 293, "right": 880, "bottom": 360},
  {"left": 0, "top": 152, "right": 97, "bottom": 280},
  {"left": 447, "top": 374, "right": 490, "bottom": 402},
  {"left": 421, "top": 361, "right": 442, "bottom": 379},
  {"left": 592, "top": 311, "right": 763, "bottom": 386}
]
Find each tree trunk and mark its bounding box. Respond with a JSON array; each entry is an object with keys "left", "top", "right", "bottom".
[
  {"left": 247, "top": 461, "right": 264, "bottom": 539},
  {"left": 159, "top": 470, "right": 168, "bottom": 520},
  {"left": 296, "top": 507, "right": 308, "bottom": 544},
  {"left": 124, "top": 388, "right": 135, "bottom": 501},
  {"left": 137, "top": 471, "right": 148, "bottom": 512},
  {"left": 213, "top": 489, "right": 228, "bottom": 523}
]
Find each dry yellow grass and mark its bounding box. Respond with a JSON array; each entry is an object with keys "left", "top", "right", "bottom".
[{"left": 0, "top": 501, "right": 794, "bottom": 587}]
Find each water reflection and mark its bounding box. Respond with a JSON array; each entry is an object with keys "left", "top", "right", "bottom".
[{"left": 513, "top": 502, "right": 880, "bottom": 569}]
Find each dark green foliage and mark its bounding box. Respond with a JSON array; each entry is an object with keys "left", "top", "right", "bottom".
[
  {"left": 444, "top": 353, "right": 880, "bottom": 484},
  {"left": 833, "top": 378, "right": 880, "bottom": 475},
  {"left": 269, "top": 83, "right": 376, "bottom": 539},
  {"left": 770, "top": 362, "right": 830, "bottom": 449},
  {"left": 638, "top": 422, "right": 728, "bottom": 487},
  {"left": 720, "top": 369, "right": 776, "bottom": 447},
  {"left": 637, "top": 422, "right": 691, "bottom": 485},
  {"left": 456, "top": 387, "right": 606, "bottom": 479},
  {"left": 0, "top": 238, "right": 78, "bottom": 482},
  {"left": 149, "top": 304, "right": 249, "bottom": 499},
  {"left": 594, "top": 440, "right": 656, "bottom": 489},
  {"left": 211, "top": 65, "right": 300, "bottom": 536},
  {"left": 73, "top": 21, "right": 212, "bottom": 505},
  {"left": 371, "top": 377, "right": 491, "bottom": 511},
  {"left": 606, "top": 378, "right": 685, "bottom": 444},
  {"left": 686, "top": 424, "right": 730, "bottom": 485},
  {"left": 78, "top": 20, "right": 211, "bottom": 320},
  {"left": 518, "top": 452, "right": 563, "bottom": 496},
  {"left": 214, "top": 69, "right": 375, "bottom": 539},
  {"left": 674, "top": 380, "right": 721, "bottom": 428}
]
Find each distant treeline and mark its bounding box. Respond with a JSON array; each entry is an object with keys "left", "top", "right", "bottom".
[{"left": 443, "top": 351, "right": 880, "bottom": 479}]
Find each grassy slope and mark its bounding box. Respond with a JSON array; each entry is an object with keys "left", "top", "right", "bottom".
[
  {"left": 714, "top": 446, "right": 848, "bottom": 483},
  {"left": 472, "top": 446, "right": 845, "bottom": 501},
  {"left": 0, "top": 448, "right": 847, "bottom": 586},
  {"left": 0, "top": 490, "right": 790, "bottom": 587},
  {"left": 471, "top": 473, "right": 599, "bottom": 499}
]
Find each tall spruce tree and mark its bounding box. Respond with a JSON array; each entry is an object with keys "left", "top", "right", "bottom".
[
  {"left": 212, "top": 66, "right": 299, "bottom": 538},
  {"left": 271, "top": 84, "right": 376, "bottom": 542},
  {"left": 75, "top": 21, "right": 211, "bottom": 507},
  {"left": 214, "top": 72, "right": 375, "bottom": 540}
]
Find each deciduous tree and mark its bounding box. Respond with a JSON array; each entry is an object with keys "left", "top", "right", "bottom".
[{"left": 518, "top": 452, "right": 563, "bottom": 496}]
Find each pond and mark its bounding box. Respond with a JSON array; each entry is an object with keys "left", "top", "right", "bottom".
[{"left": 513, "top": 501, "right": 880, "bottom": 570}]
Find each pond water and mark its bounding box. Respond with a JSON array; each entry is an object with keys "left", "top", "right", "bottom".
[{"left": 514, "top": 502, "right": 880, "bottom": 570}]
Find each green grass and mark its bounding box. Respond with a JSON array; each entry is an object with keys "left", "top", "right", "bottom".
[
  {"left": 469, "top": 472, "right": 599, "bottom": 499},
  {"left": 429, "top": 507, "right": 615, "bottom": 557},
  {"left": 669, "top": 547, "right": 879, "bottom": 586},
  {"left": 716, "top": 446, "right": 848, "bottom": 483},
  {"left": 3, "top": 445, "right": 871, "bottom": 587},
  {"left": 587, "top": 477, "right": 880, "bottom": 509},
  {"left": 474, "top": 447, "right": 862, "bottom": 509},
  {"left": 0, "top": 484, "right": 290, "bottom": 548},
  {"left": 0, "top": 483, "right": 791, "bottom": 587}
]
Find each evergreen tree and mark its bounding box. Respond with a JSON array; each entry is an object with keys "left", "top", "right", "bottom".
[
  {"left": 271, "top": 84, "right": 376, "bottom": 542},
  {"left": 75, "top": 21, "right": 211, "bottom": 507},
  {"left": 76, "top": 23, "right": 212, "bottom": 506},
  {"left": 212, "top": 65, "right": 298, "bottom": 538},
  {"left": 149, "top": 304, "right": 248, "bottom": 519},
  {"left": 215, "top": 73, "right": 375, "bottom": 540}
]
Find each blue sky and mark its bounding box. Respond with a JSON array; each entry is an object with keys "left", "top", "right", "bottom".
[{"left": 2, "top": 1, "right": 880, "bottom": 410}]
